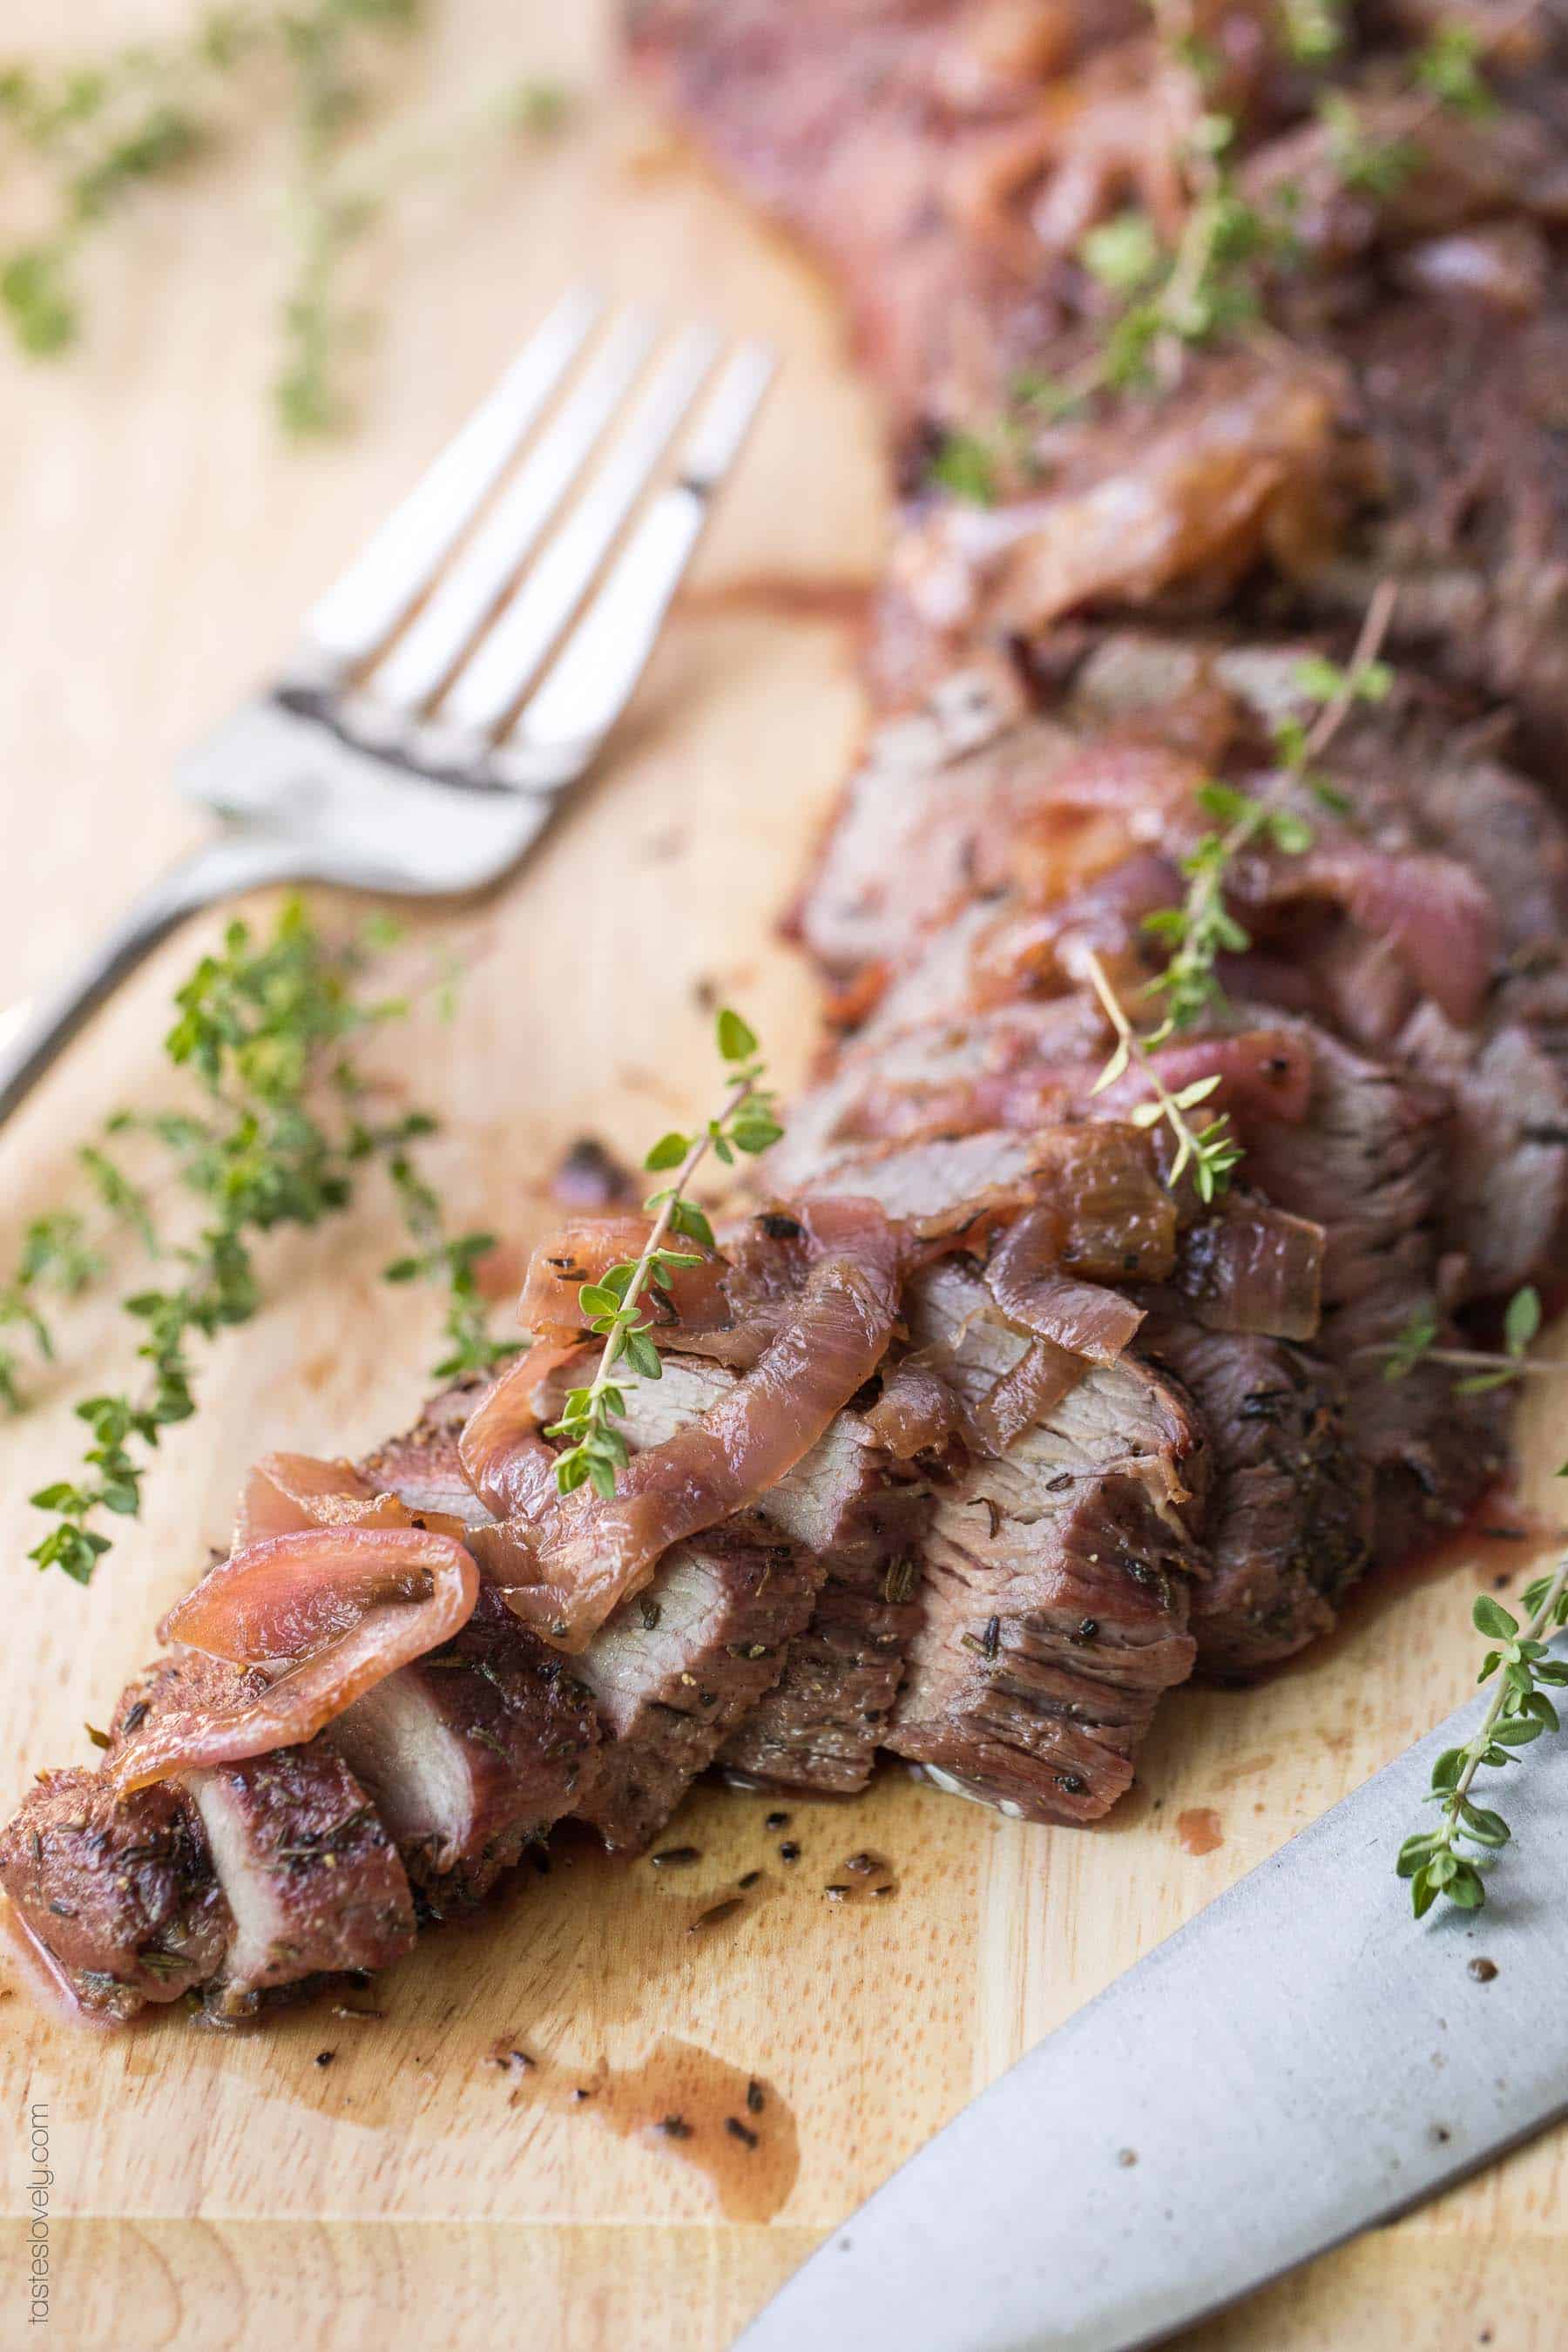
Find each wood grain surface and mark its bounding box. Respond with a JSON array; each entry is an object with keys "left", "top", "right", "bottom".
[{"left": 0, "top": 6, "right": 1563, "bottom": 2348}]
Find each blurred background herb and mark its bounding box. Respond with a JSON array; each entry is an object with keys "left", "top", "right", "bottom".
[{"left": 0, "top": 1, "right": 571, "bottom": 436}]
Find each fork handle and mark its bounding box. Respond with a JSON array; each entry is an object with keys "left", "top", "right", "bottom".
[{"left": 0, "top": 832, "right": 316, "bottom": 1131}]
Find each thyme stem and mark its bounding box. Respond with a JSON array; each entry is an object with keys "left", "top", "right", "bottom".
[
  {"left": 19, "top": 898, "right": 510, "bottom": 1580},
  {"left": 1363, "top": 1348, "right": 1568, "bottom": 1379},
  {"left": 1448, "top": 1561, "right": 1568, "bottom": 1818},
  {"left": 571, "top": 1072, "right": 754, "bottom": 1425},
  {"left": 1299, "top": 578, "right": 1401, "bottom": 762},
  {"left": 1080, "top": 948, "right": 1240, "bottom": 1202},
  {"left": 1399, "top": 1527, "right": 1568, "bottom": 1921},
  {"left": 544, "top": 1011, "right": 782, "bottom": 1497}
]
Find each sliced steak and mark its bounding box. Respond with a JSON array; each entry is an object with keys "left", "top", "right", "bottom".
[
  {"left": 1241, "top": 1018, "right": 1510, "bottom": 1562},
  {"left": 0, "top": 1767, "right": 231, "bottom": 2021},
  {"left": 1142, "top": 1316, "right": 1371, "bottom": 1677},
  {"left": 1402, "top": 1002, "right": 1568, "bottom": 1301},
  {"left": 768, "top": 996, "right": 1107, "bottom": 1189},
  {"left": 328, "top": 1589, "right": 601, "bottom": 1915},
  {"left": 789, "top": 1125, "right": 1067, "bottom": 1240},
  {"left": 886, "top": 1263, "right": 1206, "bottom": 1824},
  {"left": 793, "top": 680, "right": 1077, "bottom": 985},
  {"left": 531, "top": 1351, "right": 928, "bottom": 1798},
  {"left": 108, "top": 1655, "right": 416, "bottom": 2013},
  {"left": 571, "top": 1524, "right": 819, "bottom": 1854},
  {"left": 357, "top": 1372, "right": 494, "bottom": 1526},
  {"left": 720, "top": 1408, "right": 930, "bottom": 1794},
  {"left": 342, "top": 1376, "right": 604, "bottom": 1909}
]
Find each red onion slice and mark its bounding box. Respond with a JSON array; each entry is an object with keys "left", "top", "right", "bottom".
[{"left": 112, "top": 1526, "right": 478, "bottom": 1794}]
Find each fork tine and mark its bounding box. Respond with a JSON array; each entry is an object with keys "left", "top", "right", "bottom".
[
  {"left": 355, "top": 308, "right": 659, "bottom": 728},
  {"left": 486, "top": 341, "right": 776, "bottom": 792},
  {"left": 297, "top": 284, "right": 601, "bottom": 677},
  {"left": 435, "top": 321, "right": 721, "bottom": 740}
]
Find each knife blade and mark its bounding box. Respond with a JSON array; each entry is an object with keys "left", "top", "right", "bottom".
[{"left": 740, "top": 1644, "right": 1568, "bottom": 2352}]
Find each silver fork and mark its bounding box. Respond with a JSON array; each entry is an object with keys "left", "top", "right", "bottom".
[{"left": 0, "top": 286, "right": 774, "bottom": 1127}]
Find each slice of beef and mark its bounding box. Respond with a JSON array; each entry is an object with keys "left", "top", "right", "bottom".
[
  {"left": 0, "top": 1767, "right": 231, "bottom": 2021},
  {"left": 107, "top": 1655, "right": 416, "bottom": 2014},
  {"left": 357, "top": 1372, "right": 494, "bottom": 1525},
  {"left": 886, "top": 1262, "right": 1206, "bottom": 1824},
  {"left": 339, "top": 1384, "right": 604, "bottom": 1910},
  {"left": 1240, "top": 1018, "right": 1509, "bottom": 1563},
  {"left": 1141, "top": 1316, "right": 1371, "bottom": 1677},
  {"left": 793, "top": 678, "right": 1075, "bottom": 985},
  {"left": 1280, "top": 267, "right": 1568, "bottom": 760},
  {"left": 328, "top": 1589, "right": 601, "bottom": 1916},
  {"left": 768, "top": 996, "right": 1108, "bottom": 1190},
  {"left": 531, "top": 1350, "right": 928, "bottom": 1797},
  {"left": 1395, "top": 750, "right": 1568, "bottom": 1298},
  {"left": 852, "top": 851, "right": 1180, "bottom": 1048},
  {"left": 1401, "top": 1003, "right": 1568, "bottom": 1301},
  {"left": 720, "top": 1408, "right": 930, "bottom": 1794},
  {"left": 788, "top": 1125, "right": 1066, "bottom": 1240},
  {"left": 571, "top": 1524, "right": 819, "bottom": 1854}
]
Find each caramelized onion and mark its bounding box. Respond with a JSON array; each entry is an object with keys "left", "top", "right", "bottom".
[
  {"left": 968, "top": 1335, "right": 1085, "bottom": 1455},
  {"left": 518, "top": 1218, "right": 756, "bottom": 1360},
  {"left": 862, "top": 1359, "right": 961, "bottom": 1459},
  {"left": 231, "top": 1452, "right": 472, "bottom": 1551},
  {"left": 479, "top": 1199, "right": 902, "bottom": 1650},
  {"left": 457, "top": 1345, "right": 591, "bottom": 1518},
  {"left": 1296, "top": 848, "right": 1496, "bottom": 1030},
  {"left": 903, "top": 363, "right": 1340, "bottom": 642},
  {"left": 1171, "top": 1199, "right": 1325, "bottom": 1342},
  {"left": 986, "top": 1206, "right": 1146, "bottom": 1361},
  {"left": 1041, "top": 1125, "right": 1176, "bottom": 1281},
  {"left": 111, "top": 1526, "right": 479, "bottom": 1794}
]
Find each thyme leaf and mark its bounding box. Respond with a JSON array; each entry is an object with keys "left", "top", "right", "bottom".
[
  {"left": 929, "top": 0, "right": 1531, "bottom": 471},
  {"left": 0, "top": 5, "right": 573, "bottom": 435},
  {"left": 544, "top": 1010, "right": 782, "bottom": 1498},
  {"left": 1082, "top": 582, "right": 1396, "bottom": 1200},
  {"left": 1399, "top": 1472, "right": 1568, "bottom": 1923},
  {"left": 17, "top": 896, "right": 509, "bottom": 1581},
  {"left": 1373, "top": 1284, "right": 1565, "bottom": 1396}
]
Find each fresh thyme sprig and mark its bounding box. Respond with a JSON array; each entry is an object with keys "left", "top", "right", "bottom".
[
  {"left": 1140, "top": 579, "right": 1397, "bottom": 1042},
  {"left": 926, "top": 6, "right": 1528, "bottom": 503},
  {"left": 17, "top": 896, "right": 510, "bottom": 1583},
  {"left": 544, "top": 1010, "right": 782, "bottom": 1500},
  {"left": 1375, "top": 1284, "right": 1567, "bottom": 1396},
  {"left": 380, "top": 1154, "right": 522, "bottom": 1382},
  {"left": 1399, "top": 1483, "right": 1568, "bottom": 1921},
  {"left": 1083, "top": 950, "right": 1242, "bottom": 1204},
  {"left": 1078, "top": 585, "right": 1396, "bottom": 1200}
]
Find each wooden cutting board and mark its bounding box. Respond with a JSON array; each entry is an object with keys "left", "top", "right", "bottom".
[{"left": 2, "top": 6, "right": 1564, "bottom": 2347}]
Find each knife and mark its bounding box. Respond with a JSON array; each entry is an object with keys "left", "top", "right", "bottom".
[{"left": 740, "top": 1646, "right": 1568, "bottom": 2352}]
